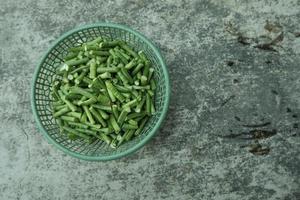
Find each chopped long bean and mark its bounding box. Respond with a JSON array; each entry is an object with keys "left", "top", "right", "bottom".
[
  {"left": 109, "top": 115, "right": 120, "bottom": 133},
  {"left": 66, "top": 112, "right": 82, "bottom": 119},
  {"left": 89, "top": 107, "right": 107, "bottom": 127},
  {"left": 97, "top": 67, "right": 119, "bottom": 73},
  {"left": 83, "top": 105, "right": 95, "bottom": 124},
  {"left": 53, "top": 107, "right": 70, "bottom": 117},
  {"left": 61, "top": 116, "right": 78, "bottom": 122}
]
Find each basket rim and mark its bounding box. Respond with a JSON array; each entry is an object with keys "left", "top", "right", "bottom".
[{"left": 31, "top": 22, "right": 170, "bottom": 161}]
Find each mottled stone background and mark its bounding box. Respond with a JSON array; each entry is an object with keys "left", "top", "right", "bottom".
[{"left": 1, "top": 0, "right": 300, "bottom": 199}]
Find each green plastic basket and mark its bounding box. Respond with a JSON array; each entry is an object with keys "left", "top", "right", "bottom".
[{"left": 31, "top": 23, "right": 170, "bottom": 161}]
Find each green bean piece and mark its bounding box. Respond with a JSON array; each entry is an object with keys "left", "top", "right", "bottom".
[
  {"left": 66, "top": 112, "right": 82, "bottom": 119},
  {"left": 92, "top": 104, "right": 112, "bottom": 112},
  {"left": 67, "top": 74, "right": 74, "bottom": 81},
  {"left": 64, "top": 52, "right": 78, "bottom": 61},
  {"left": 60, "top": 84, "right": 70, "bottom": 95},
  {"left": 86, "top": 45, "right": 102, "bottom": 51},
  {"left": 65, "top": 57, "right": 89, "bottom": 67},
  {"left": 128, "top": 119, "right": 138, "bottom": 126},
  {"left": 84, "top": 122, "right": 101, "bottom": 129},
  {"left": 125, "top": 129, "right": 136, "bottom": 141},
  {"left": 132, "top": 63, "right": 144, "bottom": 76},
  {"left": 98, "top": 109, "right": 109, "bottom": 120},
  {"left": 135, "top": 117, "right": 149, "bottom": 136},
  {"left": 121, "top": 92, "right": 131, "bottom": 99},
  {"left": 134, "top": 80, "right": 140, "bottom": 86},
  {"left": 97, "top": 67, "right": 119, "bottom": 73},
  {"left": 127, "top": 112, "right": 146, "bottom": 120},
  {"left": 89, "top": 60, "right": 97, "bottom": 79},
  {"left": 109, "top": 115, "right": 120, "bottom": 133},
  {"left": 53, "top": 107, "right": 70, "bottom": 118},
  {"left": 105, "top": 82, "right": 116, "bottom": 103},
  {"left": 132, "top": 85, "right": 150, "bottom": 90},
  {"left": 131, "top": 90, "right": 139, "bottom": 98},
  {"left": 112, "top": 105, "right": 119, "bottom": 119},
  {"left": 140, "top": 75, "right": 148, "bottom": 86},
  {"left": 69, "top": 46, "right": 82, "bottom": 52},
  {"left": 77, "top": 51, "right": 84, "bottom": 59},
  {"left": 121, "top": 67, "right": 133, "bottom": 84},
  {"left": 98, "top": 127, "right": 112, "bottom": 134},
  {"left": 86, "top": 37, "right": 103, "bottom": 46},
  {"left": 117, "top": 71, "right": 128, "bottom": 85},
  {"left": 69, "top": 86, "right": 96, "bottom": 99},
  {"left": 112, "top": 57, "right": 119, "bottom": 65},
  {"left": 150, "top": 79, "right": 156, "bottom": 90},
  {"left": 136, "top": 71, "right": 142, "bottom": 79},
  {"left": 70, "top": 45, "right": 101, "bottom": 52},
  {"left": 89, "top": 77, "right": 105, "bottom": 91},
  {"left": 100, "top": 40, "right": 120, "bottom": 48},
  {"left": 146, "top": 93, "right": 151, "bottom": 116},
  {"left": 78, "top": 97, "right": 97, "bottom": 106},
  {"left": 148, "top": 68, "right": 154, "bottom": 81},
  {"left": 51, "top": 87, "right": 61, "bottom": 101},
  {"left": 61, "top": 96, "right": 77, "bottom": 112},
  {"left": 114, "top": 84, "right": 131, "bottom": 92},
  {"left": 135, "top": 96, "right": 146, "bottom": 113},
  {"left": 83, "top": 105, "right": 95, "bottom": 124},
  {"left": 67, "top": 121, "right": 89, "bottom": 129},
  {"left": 62, "top": 126, "right": 91, "bottom": 140},
  {"left": 80, "top": 112, "right": 87, "bottom": 123},
  {"left": 143, "top": 60, "right": 150, "bottom": 77},
  {"left": 122, "top": 99, "right": 138, "bottom": 109},
  {"left": 116, "top": 130, "right": 129, "bottom": 146},
  {"left": 120, "top": 43, "right": 138, "bottom": 58},
  {"left": 120, "top": 50, "right": 131, "bottom": 61},
  {"left": 116, "top": 47, "right": 130, "bottom": 59},
  {"left": 109, "top": 49, "right": 117, "bottom": 58},
  {"left": 138, "top": 51, "right": 147, "bottom": 62},
  {"left": 125, "top": 60, "right": 137, "bottom": 70},
  {"left": 114, "top": 48, "right": 129, "bottom": 64},
  {"left": 110, "top": 138, "right": 118, "bottom": 149},
  {"left": 105, "top": 80, "right": 125, "bottom": 102},
  {"left": 122, "top": 123, "right": 138, "bottom": 130},
  {"left": 67, "top": 133, "right": 80, "bottom": 140},
  {"left": 79, "top": 95, "right": 88, "bottom": 102},
  {"left": 100, "top": 133, "right": 111, "bottom": 144},
  {"left": 63, "top": 71, "right": 69, "bottom": 83},
  {"left": 82, "top": 77, "right": 93, "bottom": 85},
  {"left": 116, "top": 133, "right": 123, "bottom": 142},
  {"left": 89, "top": 107, "right": 107, "bottom": 127},
  {"left": 117, "top": 107, "right": 130, "bottom": 125},
  {"left": 150, "top": 97, "right": 156, "bottom": 115},
  {"left": 57, "top": 63, "right": 70, "bottom": 73},
  {"left": 96, "top": 56, "right": 107, "bottom": 65},
  {"left": 111, "top": 77, "right": 118, "bottom": 84},
  {"left": 89, "top": 50, "right": 110, "bottom": 56},
  {"left": 74, "top": 69, "right": 88, "bottom": 85},
  {"left": 106, "top": 56, "right": 112, "bottom": 67},
  {"left": 61, "top": 116, "right": 78, "bottom": 122},
  {"left": 147, "top": 89, "right": 154, "bottom": 97},
  {"left": 99, "top": 72, "right": 111, "bottom": 79},
  {"left": 70, "top": 65, "right": 88, "bottom": 74},
  {"left": 56, "top": 118, "right": 64, "bottom": 127},
  {"left": 75, "top": 128, "right": 98, "bottom": 136},
  {"left": 53, "top": 104, "right": 66, "bottom": 112},
  {"left": 97, "top": 94, "right": 110, "bottom": 105}
]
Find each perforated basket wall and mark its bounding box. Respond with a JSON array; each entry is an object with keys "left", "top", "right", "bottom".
[{"left": 31, "top": 23, "right": 170, "bottom": 161}]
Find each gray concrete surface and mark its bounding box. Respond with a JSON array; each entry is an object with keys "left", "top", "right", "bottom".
[{"left": 1, "top": 0, "right": 300, "bottom": 199}]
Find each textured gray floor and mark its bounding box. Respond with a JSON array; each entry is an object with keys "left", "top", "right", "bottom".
[{"left": 1, "top": 0, "right": 300, "bottom": 199}]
